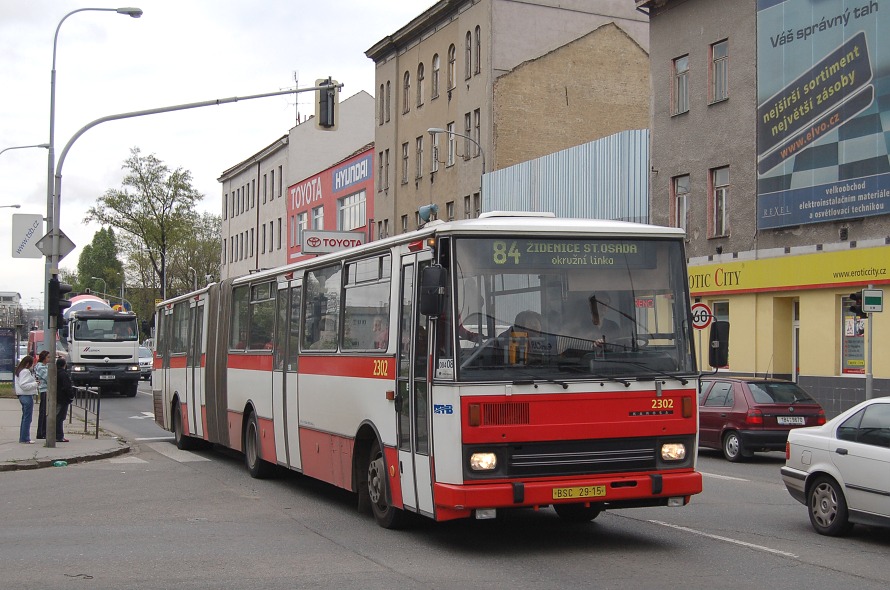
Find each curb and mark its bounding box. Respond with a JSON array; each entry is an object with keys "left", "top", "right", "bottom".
[{"left": 0, "top": 443, "right": 132, "bottom": 472}]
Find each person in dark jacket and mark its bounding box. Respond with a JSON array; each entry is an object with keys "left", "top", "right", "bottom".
[{"left": 55, "top": 357, "right": 74, "bottom": 442}]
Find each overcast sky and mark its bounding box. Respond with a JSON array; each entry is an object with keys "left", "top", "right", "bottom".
[{"left": 0, "top": 0, "right": 436, "bottom": 309}]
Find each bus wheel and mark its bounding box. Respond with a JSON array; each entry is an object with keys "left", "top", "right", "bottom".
[
  {"left": 172, "top": 404, "right": 193, "bottom": 450},
  {"left": 367, "top": 440, "right": 406, "bottom": 529},
  {"left": 244, "top": 412, "right": 273, "bottom": 479},
  {"left": 554, "top": 503, "right": 602, "bottom": 523}
]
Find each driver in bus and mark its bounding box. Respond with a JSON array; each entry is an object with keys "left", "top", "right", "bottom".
[{"left": 588, "top": 293, "right": 621, "bottom": 348}]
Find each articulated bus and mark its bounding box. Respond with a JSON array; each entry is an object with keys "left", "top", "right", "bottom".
[{"left": 153, "top": 213, "right": 724, "bottom": 528}]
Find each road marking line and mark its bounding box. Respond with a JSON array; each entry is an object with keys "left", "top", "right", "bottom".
[
  {"left": 135, "top": 436, "right": 175, "bottom": 441},
  {"left": 129, "top": 412, "right": 155, "bottom": 420},
  {"left": 648, "top": 520, "right": 798, "bottom": 558},
  {"left": 700, "top": 471, "right": 749, "bottom": 482},
  {"left": 109, "top": 456, "right": 148, "bottom": 464},
  {"left": 147, "top": 442, "right": 210, "bottom": 462}
]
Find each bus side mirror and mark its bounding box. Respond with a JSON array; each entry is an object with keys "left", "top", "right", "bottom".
[
  {"left": 419, "top": 265, "right": 447, "bottom": 317},
  {"left": 708, "top": 320, "right": 729, "bottom": 368}
]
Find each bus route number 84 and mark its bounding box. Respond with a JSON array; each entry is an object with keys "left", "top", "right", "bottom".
[{"left": 493, "top": 240, "right": 521, "bottom": 265}]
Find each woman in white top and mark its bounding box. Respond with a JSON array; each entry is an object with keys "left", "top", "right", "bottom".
[{"left": 13, "top": 355, "right": 38, "bottom": 444}]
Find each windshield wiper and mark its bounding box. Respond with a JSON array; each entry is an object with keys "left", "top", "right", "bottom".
[
  {"left": 510, "top": 370, "right": 569, "bottom": 390},
  {"left": 557, "top": 363, "right": 631, "bottom": 387}
]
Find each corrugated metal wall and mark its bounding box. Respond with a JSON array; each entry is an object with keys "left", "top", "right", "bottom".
[{"left": 482, "top": 129, "right": 649, "bottom": 223}]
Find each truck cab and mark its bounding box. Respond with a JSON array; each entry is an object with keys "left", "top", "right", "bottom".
[{"left": 64, "top": 309, "right": 141, "bottom": 397}]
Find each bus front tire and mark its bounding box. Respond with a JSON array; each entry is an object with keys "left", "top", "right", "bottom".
[
  {"left": 244, "top": 412, "right": 274, "bottom": 479},
  {"left": 367, "top": 440, "right": 406, "bottom": 529}
]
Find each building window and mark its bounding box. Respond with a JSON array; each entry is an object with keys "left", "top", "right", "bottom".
[
  {"left": 378, "top": 151, "right": 384, "bottom": 191},
  {"left": 431, "top": 53, "right": 440, "bottom": 99},
  {"left": 447, "top": 44, "right": 456, "bottom": 90},
  {"left": 313, "top": 205, "right": 324, "bottom": 229},
  {"left": 711, "top": 166, "right": 729, "bottom": 237},
  {"left": 263, "top": 174, "right": 268, "bottom": 203},
  {"left": 270, "top": 170, "right": 274, "bottom": 200},
  {"left": 378, "top": 84, "right": 385, "bottom": 125},
  {"left": 673, "top": 174, "right": 690, "bottom": 232},
  {"left": 465, "top": 31, "right": 472, "bottom": 80},
  {"left": 385, "top": 81, "right": 391, "bottom": 122},
  {"left": 446, "top": 122, "right": 456, "bottom": 166},
  {"left": 297, "top": 212, "right": 308, "bottom": 247},
  {"left": 672, "top": 55, "right": 689, "bottom": 115},
  {"left": 384, "top": 149, "right": 390, "bottom": 189},
  {"left": 261, "top": 225, "right": 266, "bottom": 254},
  {"left": 249, "top": 228, "right": 254, "bottom": 258},
  {"left": 269, "top": 221, "right": 273, "bottom": 252},
  {"left": 711, "top": 39, "right": 728, "bottom": 103},
  {"left": 222, "top": 237, "right": 227, "bottom": 263},
  {"left": 223, "top": 193, "right": 228, "bottom": 219},
  {"left": 289, "top": 215, "right": 296, "bottom": 248},
  {"left": 473, "top": 193, "right": 481, "bottom": 218},
  {"left": 446, "top": 201, "right": 455, "bottom": 221},
  {"left": 401, "top": 215, "right": 408, "bottom": 233},
  {"left": 417, "top": 63, "right": 425, "bottom": 107},
  {"left": 463, "top": 112, "right": 472, "bottom": 160},
  {"left": 402, "top": 71, "right": 410, "bottom": 114},
  {"left": 430, "top": 132, "right": 439, "bottom": 174},
  {"left": 464, "top": 195, "right": 471, "bottom": 218},
  {"left": 474, "top": 26, "right": 481, "bottom": 74},
  {"left": 278, "top": 166, "right": 283, "bottom": 198},
  {"left": 473, "top": 109, "right": 481, "bottom": 157},
  {"left": 415, "top": 136, "right": 423, "bottom": 179},
  {"left": 277, "top": 217, "right": 282, "bottom": 250},
  {"left": 401, "top": 142, "right": 409, "bottom": 184}
]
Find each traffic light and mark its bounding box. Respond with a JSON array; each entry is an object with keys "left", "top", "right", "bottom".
[
  {"left": 48, "top": 276, "right": 73, "bottom": 326},
  {"left": 315, "top": 77, "right": 339, "bottom": 131},
  {"left": 849, "top": 291, "right": 867, "bottom": 319}
]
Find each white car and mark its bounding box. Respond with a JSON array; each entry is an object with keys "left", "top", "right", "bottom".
[
  {"left": 781, "top": 396, "right": 890, "bottom": 536},
  {"left": 138, "top": 346, "right": 153, "bottom": 381}
]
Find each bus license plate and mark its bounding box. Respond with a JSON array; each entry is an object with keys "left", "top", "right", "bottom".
[
  {"left": 552, "top": 485, "right": 606, "bottom": 500},
  {"left": 99, "top": 375, "right": 115, "bottom": 380}
]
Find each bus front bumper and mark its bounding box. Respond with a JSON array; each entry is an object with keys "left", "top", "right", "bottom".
[{"left": 432, "top": 470, "right": 702, "bottom": 521}]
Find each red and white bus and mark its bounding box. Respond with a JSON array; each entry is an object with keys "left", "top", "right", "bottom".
[{"left": 153, "top": 213, "right": 722, "bottom": 528}]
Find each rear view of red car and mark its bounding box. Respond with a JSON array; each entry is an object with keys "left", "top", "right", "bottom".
[{"left": 699, "top": 378, "right": 826, "bottom": 461}]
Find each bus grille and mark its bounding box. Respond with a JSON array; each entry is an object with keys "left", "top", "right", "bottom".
[
  {"left": 482, "top": 402, "right": 530, "bottom": 425},
  {"left": 464, "top": 438, "right": 668, "bottom": 479}
]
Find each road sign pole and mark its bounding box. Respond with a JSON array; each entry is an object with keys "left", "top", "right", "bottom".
[{"left": 866, "top": 284, "right": 873, "bottom": 400}]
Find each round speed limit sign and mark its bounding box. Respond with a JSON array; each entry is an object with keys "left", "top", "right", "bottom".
[{"left": 691, "top": 302, "right": 713, "bottom": 330}]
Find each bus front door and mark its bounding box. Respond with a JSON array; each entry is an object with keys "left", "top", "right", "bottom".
[
  {"left": 272, "top": 281, "right": 302, "bottom": 469},
  {"left": 397, "top": 256, "right": 435, "bottom": 517}
]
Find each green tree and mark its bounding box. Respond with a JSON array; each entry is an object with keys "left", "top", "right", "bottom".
[
  {"left": 76, "top": 227, "right": 124, "bottom": 298},
  {"left": 85, "top": 147, "right": 203, "bottom": 301},
  {"left": 167, "top": 211, "right": 222, "bottom": 296}
]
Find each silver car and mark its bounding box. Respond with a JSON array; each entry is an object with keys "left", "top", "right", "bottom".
[
  {"left": 138, "top": 346, "right": 153, "bottom": 381},
  {"left": 781, "top": 397, "right": 890, "bottom": 536}
]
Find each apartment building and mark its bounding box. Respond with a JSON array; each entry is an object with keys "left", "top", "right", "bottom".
[
  {"left": 638, "top": 0, "right": 889, "bottom": 412},
  {"left": 366, "top": 0, "right": 650, "bottom": 235}
]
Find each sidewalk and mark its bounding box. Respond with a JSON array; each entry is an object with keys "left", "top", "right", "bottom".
[{"left": 0, "top": 397, "right": 130, "bottom": 472}]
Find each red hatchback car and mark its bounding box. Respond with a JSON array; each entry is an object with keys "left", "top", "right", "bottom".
[{"left": 699, "top": 377, "right": 826, "bottom": 461}]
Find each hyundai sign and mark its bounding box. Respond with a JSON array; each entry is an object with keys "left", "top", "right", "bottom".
[{"left": 301, "top": 230, "right": 365, "bottom": 254}]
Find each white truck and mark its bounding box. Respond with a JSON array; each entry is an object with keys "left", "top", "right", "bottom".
[{"left": 63, "top": 302, "right": 141, "bottom": 397}]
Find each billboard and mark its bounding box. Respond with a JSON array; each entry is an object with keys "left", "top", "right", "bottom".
[{"left": 756, "top": 0, "right": 889, "bottom": 229}]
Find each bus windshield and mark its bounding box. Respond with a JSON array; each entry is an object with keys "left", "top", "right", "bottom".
[
  {"left": 72, "top": 317, "right": 139, "bottom": 342},
  {"left": 442, "top": 236, "right": 695, "bottom": 382}
]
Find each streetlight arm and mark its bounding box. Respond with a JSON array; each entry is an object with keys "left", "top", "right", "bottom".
[
  {"left": 0, "top": 144, "right": 50, "bottom": 158},
  {"left": 427, "top": 127, "right": 485, "bottom": 174}
]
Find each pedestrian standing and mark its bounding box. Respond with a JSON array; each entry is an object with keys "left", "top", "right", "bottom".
[
  {"left": 55, "top": 357, "right": 74, "bottom": 442},
  {"left": 34, "top": 350, "right": 50, "bottom": 439},
  {"left": 13, "top": 355, "right": 38, "bottom": 444}
]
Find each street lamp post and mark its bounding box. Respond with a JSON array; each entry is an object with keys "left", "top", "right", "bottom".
[
  {"left": 43, "top": 7, "right": 143, "bottom": 449},
  {"left": 188, "top": 266, "right": 197, "bottom": 292},
  {"left": 91, "top": 276, "right": 107, "bottom": 299},
  {"left": 0, "top": 144, "right": 50, "bottom": 158},
  {"left": 0, "top": 205, "right": 22, "bottom": 209}
]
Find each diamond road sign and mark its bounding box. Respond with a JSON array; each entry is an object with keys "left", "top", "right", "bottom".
[
  {"left": 34, "top": 228, "right": 76, "bottom": 261},
  {"left": 862, "top": 289, "right": 883, "bottom": 313}
]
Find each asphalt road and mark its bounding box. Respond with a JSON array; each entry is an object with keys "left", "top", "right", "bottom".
[{"left": 2, "top": 389, "right": 887, "bottom": 589}]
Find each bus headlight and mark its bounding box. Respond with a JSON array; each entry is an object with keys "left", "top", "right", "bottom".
[
  {"left": 126, "top": 365, "right": 139, "bottom": 372},
  {"left": 469, "top": 452, "right": 497, "bottom": 471},
  {"left": 71, "top": 365, "right": 86, "bottom": 373},
  {"left": 661, "top": 443, "right": 686, "bottom": 461}
]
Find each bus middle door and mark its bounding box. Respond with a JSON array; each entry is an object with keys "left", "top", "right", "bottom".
[
  {"left": 186, "top": 301, "right": 204, "bottom": 439},
  {"left": 397, "top": 255, "right": 434, "bottom": 517}
]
